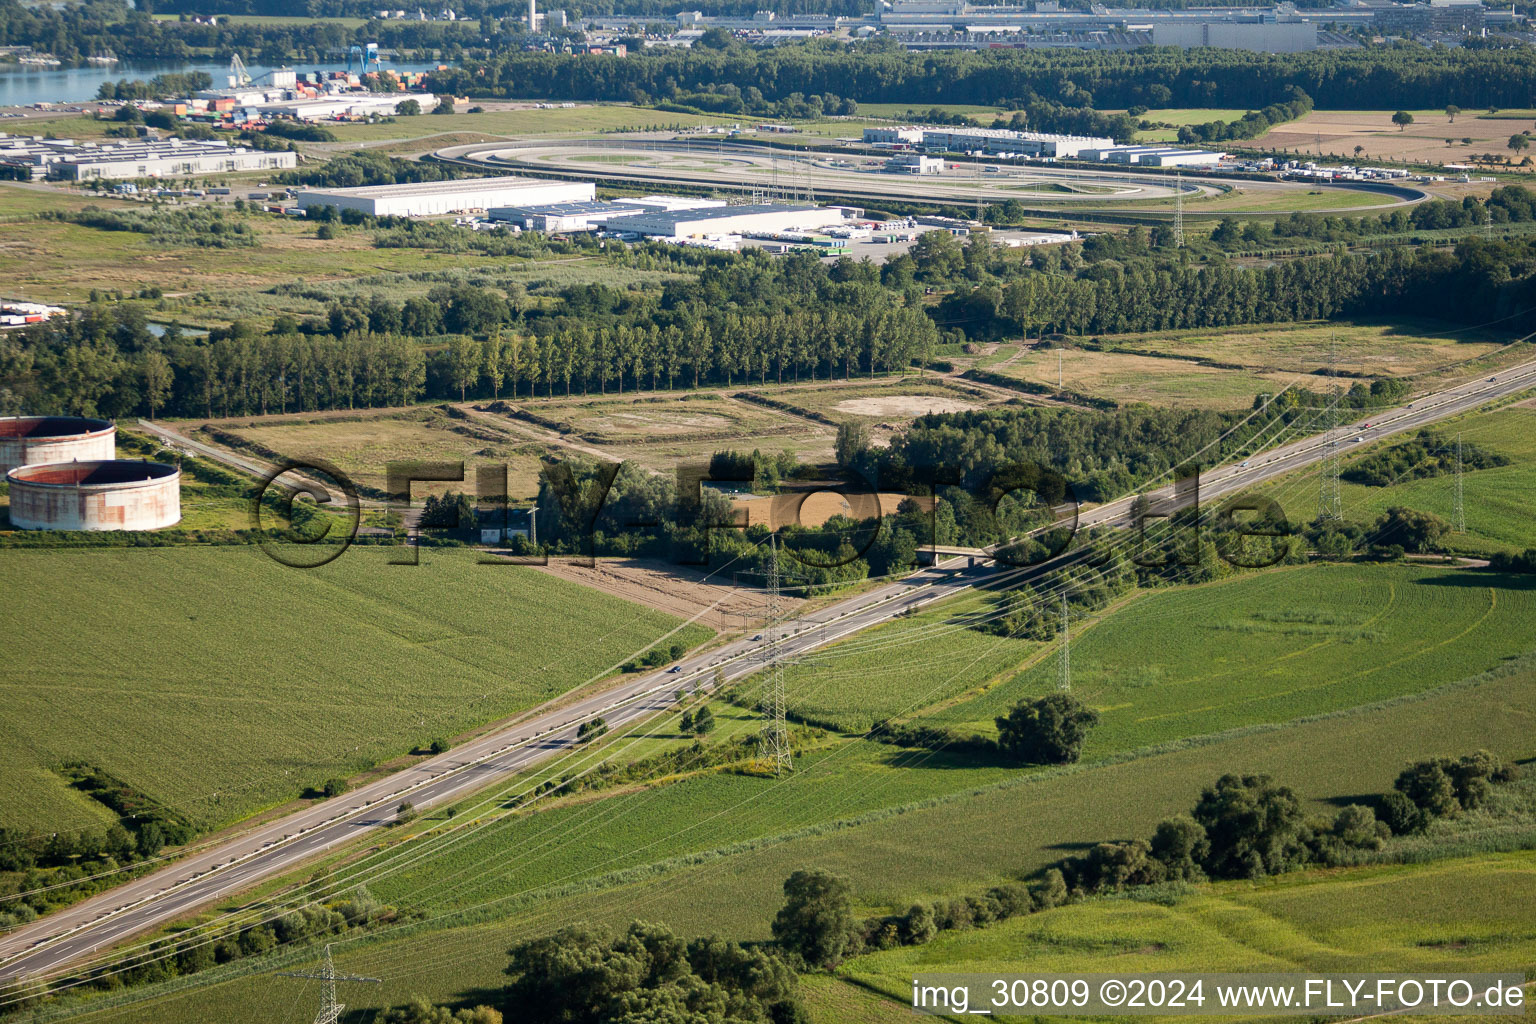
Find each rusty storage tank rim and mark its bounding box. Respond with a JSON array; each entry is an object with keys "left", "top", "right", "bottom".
[
  {"left": 6, "top": 459, "right": 179, "bottom": 489},
  {"left": 0, "top": 415, "right": 115, "bottom": 443}
]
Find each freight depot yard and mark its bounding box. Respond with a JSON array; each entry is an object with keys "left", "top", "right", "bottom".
[{"left": 434, "top": 135, "right": 1429, "bottom": 215}]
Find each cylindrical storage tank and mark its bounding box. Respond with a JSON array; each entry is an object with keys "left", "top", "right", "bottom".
[
  {"left": 0, "top": 416, "right": 116, "bottom": 474},
  {"left": 6, "top": 460, "right": 181, "bottom": 531}
]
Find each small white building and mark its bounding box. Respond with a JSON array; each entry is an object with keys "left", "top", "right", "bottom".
[{"left": 886, "top": 153, "right": 944, "bottom": 174}]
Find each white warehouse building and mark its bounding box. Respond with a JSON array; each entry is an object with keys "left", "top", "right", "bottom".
[
  {"left": 619, "top": 203, "right": 848, "bottom": 239},
  {"left": 1078, "top": 145, "right": 1227, "bottom": 167},
  {"left": 296, "top": 176, "right": 595, "bottom": 217},
  {"left": 0, "top": 135, "right": 295, "bottom": 181},
  {"left": 863, "top": 126, "right": 1115, "bottom": 159}
]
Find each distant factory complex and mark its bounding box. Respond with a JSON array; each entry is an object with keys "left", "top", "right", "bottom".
[
  {"left": 865, "top": 126, "right": 1228, "bottom": 167},
  {"left": 183, "top": 66, "right": 437, "bottom": 125},
  {"left": 578, "top": 0, "right": 1520, "bottom": 50},
  {"left": 865, "top": 125, "right": 1116, "bottom": 159},
  {"left": 0, "top": 135, "right": 295, "bottom": 181}
]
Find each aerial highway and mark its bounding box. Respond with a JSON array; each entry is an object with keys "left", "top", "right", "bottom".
[{"left": 2, "top": 352, "right": 1534, "bottom": 985}]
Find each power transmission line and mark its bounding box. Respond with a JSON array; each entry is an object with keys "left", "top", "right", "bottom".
[
  {"left": 277, "top": 944, "right": 380, "bottom": 1024},
  {"left": 757, "top": 535, "right": 792, "bottom": 776}
]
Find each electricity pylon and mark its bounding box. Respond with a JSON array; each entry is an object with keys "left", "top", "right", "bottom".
[
  {"left": 278, "top": 944, "right": 380, "bottom": 1024},
  {"left": 1453, "top": 432, "right": 1466, "bottom": 533},
  {"left": 1056, "top": 594, "right": 1071, "bottom": 692},
  {"left": 1317, "top": 334, "right": 1343, "bottom": 523},
  {"left": 757, "top": 535, "right": 792, "bottom": 776},
  {"left": 1173, "top": 172, "right": 1185, "bottom": 248}
]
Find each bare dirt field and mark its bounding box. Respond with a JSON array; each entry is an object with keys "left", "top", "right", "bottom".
[
  {"left": 533, "top": 557, "right": 800, "bottom": 631},
  {"left": 728, "top": 491, "right": 933, "bottom": 530},
  {"left": 201, "top": 408, "right": 552, "bottom": 498},
  {"left": 832, "top": 395, "right": 981, "bottom": 418},
  {"left": 1257, "top": 109, "right": 1536, "bottom": 168}
]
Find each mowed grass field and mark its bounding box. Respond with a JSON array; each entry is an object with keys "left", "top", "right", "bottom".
[
  {"left": 820, "top": 851, "right": 1536, "bottom": 1021},
  {"left": 321, "top": 104, "right": 735, "bottom": 143},
  {"left": 0, "top": 546, "right": 711, "bottom": 835},
  {"left": 1109, "top": 318, "right": 1511, "bottom": 379},
  {"left": 1261, "top": 401, "right": 1536, "bottom": 556},
  {"left": 753, "top": 589, "right": 1043, "bottom": 732},
  {"left": 87, "top": 657, "right": 1536, "bottom": 1024},
  {"left": 923, "top": 564, "right": 1536, "bottom": 753},
  {"left": 999, "top": 346, "right": 1297, "bottom": 408}
]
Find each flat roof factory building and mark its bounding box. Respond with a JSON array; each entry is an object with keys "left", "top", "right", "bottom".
[
  {"left": 1078, "top": 145, "right": 1227, "bottom": 167},
  {"left": 618, "top": 203, "right": 848, "bottom": 239},
  {"left": 0, "top": 135, "right": 296, "bottom": 181},
  {"left": 865, "top": 126, "right": 1115, "bottom": 159},
  {"left": 296, "top": 176, "right": 595, "bottom": 217},
  {"left": 487, "top": 195, "right": 728, "bottom": 233}
]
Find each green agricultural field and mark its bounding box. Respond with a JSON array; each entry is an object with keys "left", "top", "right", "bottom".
[
  {"left": 743, "top": 589, "right": 1042, "bottom": 732},
  {"left": 82, "top": 658, "right": 1536, "bottom": 1024},
  {"left": 1137, "top": 108, "right": 1258, "bottom": 126},
  {"left": 0, "top": 546, "right": 711, "bottom": 835},
  {"left": 923, "top": 563, "right": 1536, "bottom": 754},
  {"left": 1260, "top": 401, "right": 1536, "bottom": 556},
  {"left": 826, "top": 850, "right": 1536, "bottom": 1020}
]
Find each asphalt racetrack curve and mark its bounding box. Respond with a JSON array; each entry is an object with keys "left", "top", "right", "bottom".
[{"left": 434, "top": 136, "right": 1429, "bottom": 216}]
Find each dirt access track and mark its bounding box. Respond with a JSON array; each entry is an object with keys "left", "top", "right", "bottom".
[{"left": 533, "top": 557, "right": 802, "bottom": 631}]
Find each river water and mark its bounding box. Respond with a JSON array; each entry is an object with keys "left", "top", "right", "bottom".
[{"left": 0, "top": 59, "right": 445, "bottom": 108}]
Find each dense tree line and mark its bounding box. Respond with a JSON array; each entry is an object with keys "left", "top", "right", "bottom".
[
  {"left": 0, "top": 0, "right": 481, "bottom": 64},
  {"left": 1343, "top": 429, "right": 1510, "bottom": 486},
  {"left": 7, "top": 213, "right": 1532, "bottom": 430},
  {"left": 939, "top": 234, "right": 1536, "bottom": 339},
  {"left": 503, "top": 921, "right": 807, "bottom": 1023},
  {"left": 279, "top": 151, "right": 468, "bottom": 189},
  {"left": 94, "top": 71, "right": 212, "bottom": 101},
  {"left": 896, "top": 85, "right": 1312, "bottom": 147},
  {"left": 430, "top": 41, "right": 1536, "bottom": 112},
  {"left": 1175, "top": 87, "right": 1314, "bottom": 143}
]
